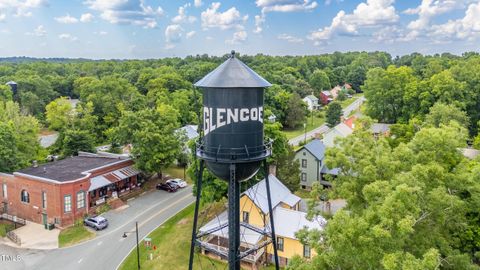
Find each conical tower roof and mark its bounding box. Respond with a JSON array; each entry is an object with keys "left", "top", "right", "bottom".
[{"left": 194, "top": 51, "right": 271, "bottom": 88}]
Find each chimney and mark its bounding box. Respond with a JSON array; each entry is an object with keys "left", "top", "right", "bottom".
[
  {"left": 33, "top": 160, "right": 38, "bottom": 168},
  {"left": 269, "top": 164, "right": 277, "bottom": 176}
]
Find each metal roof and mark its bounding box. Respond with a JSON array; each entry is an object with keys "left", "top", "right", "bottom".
[
  {"left": 194, "top": 51, "right": 271, "bottom": 88},
  {"left": 302, "top": 139, "right": 326, "bottom": 161},
  {"left": 243, "top": 174, "right": 301, "bottom": 214},
  {"left": 273, "top": 207, "right": 326, "bottom": 239}
]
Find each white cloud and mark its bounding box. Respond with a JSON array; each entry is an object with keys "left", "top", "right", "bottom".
[
  {"left": 25, "top": 24, "right": 46, "bottom": 36},
  {"left": 0, "top": 0, "right": 47, "bottom": 17},
  {"left": 226, "top": 30, "right": 247, "bottom": 44},
  {"left": 172, "top": 4, "right": 196, "bottom": 24},
  {"left": 84, "top": 0, "right": 163, "bottom": 28},
  {"left": 194, "top": 0, "right": 202, "bottom": 8},
  {"left": 58, "top": 33, "right": 78, "bottom": 41},
  {"left": 277, "top": 33, "right": 304, "bottom": 43},
  {"left": 186, "top": 30, "right": 196, "bottom": 39},
  {"left": 201, "top": 2, "right": 248, "bottom": 30},
  {"left": 80, "top": 13, "right": 94, "bottom": 23},
  {"left": 308, "top": 0, "right": 399, "bottom": 42},
  {"left": 429, "top": 2, "right": 480, "bottom": 41},
  {"left": 55, "top": 14, "right": 78, "bottom": 24},
  {"left": 94, "top": 31, "right": 108, "bottom": 35},
  {"left": 256, "top": 0, "right": 318, "bottom": 13},
  {"left": 253, "top": 14, "right": 265, "bottom": 33},
  {"left": 0, "top": 13, "right": 5, "bottom": 22},
  {"left": 405, "top": 0, "right": 475, "bottom": 31},
  {"left": 165, "top": 24, "right": 183, "bottom": 48}
]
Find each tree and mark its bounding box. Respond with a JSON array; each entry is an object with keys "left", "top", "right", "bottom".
[
  {"left": 276, "top": 147, "right": 301, "bottom": 192},
  {"left": 0, "top": 122, "right": 19, "bottom": 172},
  {"left": 62, "top": 129, "right": 96, "bottom": 156},
  {"left": 0, "top": 101, "right": 41, "bottom": 168},
  {"left": 45, "top": 97, "right": 73, "bottom": 130},
  {"left": 325, "top": 102, "right": 342, "bottom": 127},
  {"left": 309, "top": 69, "right": 331, "bottom": 93},
  {"left": 425, "top": 102, "right": 469, "bottom": 129},
  {"left": 284, "top": 93, "right": 307, "bottom": 129},
  {"left": 111, "top": 105, "right": 181, "bottom": 177},
  {"left": 293, "top": 123, "right": 480, "bottom": 270},
  {"left": 363, "top": 66, "right": 418, "bottom": 123}
]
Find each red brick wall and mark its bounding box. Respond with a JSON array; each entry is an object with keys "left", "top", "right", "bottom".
[{"left": 0, "top": 159, "right": 135, "bottom": 227}]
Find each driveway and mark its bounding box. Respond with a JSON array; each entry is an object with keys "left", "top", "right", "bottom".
[{"left": 0, "top": 186, "right": 195, "bottom": 270}]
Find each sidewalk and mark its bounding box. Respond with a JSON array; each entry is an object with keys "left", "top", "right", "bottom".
[{"left": 1, "top": 221, "right": 60, "bottom": 249}]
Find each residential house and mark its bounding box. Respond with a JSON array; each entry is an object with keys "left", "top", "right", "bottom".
[
  {"left": 319, "top": 90, "right": 332, "bottom": 105},
  {"left": 329, "top": 86, "right": 342, "bottom": 99},
  {"left": 0, "top": 152, "right": 141, "bottom": 227},
  {"left": 295, "top": 139, "right": 339, "bottom": 189},
  {"left": 302, "top": 95, "right": 319, "bottom": 111},
  {"left": 371, "top": 123, "right": 391, "bottom": 138},
  {"left": 198, "top": 174, "right": 326, "bottom": 269},
  {"left": 177, "top": 124, "right": 199, "bottom": 141},
  {"left": 323, "top": 122, "right": 353, "bottom": 148}
]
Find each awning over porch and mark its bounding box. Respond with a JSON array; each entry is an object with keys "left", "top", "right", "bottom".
[
  {"left": 88, "top": 166, "right": 140, "bottom": 192},
  {"left": 88, "top": 175, "right": 111, "bottom": 191}
]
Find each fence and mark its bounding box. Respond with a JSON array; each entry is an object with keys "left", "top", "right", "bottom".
[
  {"left": 6, "top": 231, "right": 21, "bottom": 245},
  {"left": 0, "top": 213, "right": 26, "bottom": 226},
  {"left": 0, "top": 213, "right": 25, "bottom": 246}
]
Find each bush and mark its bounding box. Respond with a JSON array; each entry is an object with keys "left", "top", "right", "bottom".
[{"left": 96, "top": 203, "right": 111, "bottom": 215}]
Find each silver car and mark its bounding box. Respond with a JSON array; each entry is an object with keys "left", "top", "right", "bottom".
[{"left": 84, "top": 216, "right": 108, "bottom": 230}]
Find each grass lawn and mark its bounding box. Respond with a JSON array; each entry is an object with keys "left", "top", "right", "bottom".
[
  {"left": 119, "top": 203, "right": 229, "bottom": 270},
  {"left": 0, "top": 223, "right": 14, "bottom": 237},
  {"left": 338, "top": 94, "right": 362, "bottom": 108},
  {"left": 58, "top": 225, "right": 95, "bottom": 247},
  {"left": 282, "top": 114, "right": 326, "bottom": 140},
  {"left": 294, "top": 189, "right": 312, "bottom": 199}
]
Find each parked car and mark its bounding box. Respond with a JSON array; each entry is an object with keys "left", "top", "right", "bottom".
[
  {"left": 156, "top": 182, "right": 178, "bottom": 192},
  {"left": 167, "top": 178, "right": 187, "bottom": 188},
  {"left": 84, "top": 216, "right": 108, "bottom": 230}
]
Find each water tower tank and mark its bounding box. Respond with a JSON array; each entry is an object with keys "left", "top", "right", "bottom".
[{"left": 195, "top": 51, "right": 271, "bottom": 182}]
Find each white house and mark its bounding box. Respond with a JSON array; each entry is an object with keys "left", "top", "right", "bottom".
[
  {"left": 302, "top": 95, "right": 319, "bottom": 111},
  {"left": 323, "top": 122, "right": 353, "bottom": 148}
]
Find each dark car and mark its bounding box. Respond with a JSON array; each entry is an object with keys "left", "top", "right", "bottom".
[
  {"left": 156, "top": 182, "right": 178, "bottom": 192},
  {"left": 84, "top": 216, "right": 108, "bottom": 230}
]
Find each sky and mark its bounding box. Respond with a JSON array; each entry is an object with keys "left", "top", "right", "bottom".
[{"left": 0, "top": 0, "right": 479, "bottom": 59}]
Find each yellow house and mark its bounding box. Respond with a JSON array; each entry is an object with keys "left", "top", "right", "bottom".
[{"left": 199, "top": 174, "right": 327, "bottom": 269}]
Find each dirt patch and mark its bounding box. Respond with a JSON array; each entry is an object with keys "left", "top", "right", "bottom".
[{"left": 177, "top": 218, "right": 189, "bottom": 225}]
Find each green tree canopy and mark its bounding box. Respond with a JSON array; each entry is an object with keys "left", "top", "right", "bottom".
[{"left": 325, "top": 101, "right": 342, "bottom": 127}]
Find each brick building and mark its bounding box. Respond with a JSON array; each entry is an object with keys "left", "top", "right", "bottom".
[{"left": 0, "top": 152, "right": 141, "bottom": 227}]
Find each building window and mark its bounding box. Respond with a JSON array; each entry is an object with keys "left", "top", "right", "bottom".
[
  {"left": 20, "top": 190, "right": 29, "bottom": 203},
  {"left": 303, "top": 244, "right": 311, "bottom": 258},
  {"left": 242, "top": 211, "right": 249, "bottom": 224},
  {"left": 2, "top": 183, "right": 6, "bottom": 198},
  {"left": 302, "top": 159, "right": 307, "bottom": 168},
  {"left": 77, "top": 191, "right": 85, "bottom": 209},
  {"left": 64, "top": 195, "right": 72, "bottom": 213},
  {"left": 277, "top": 237, "right": 284, "bottom": 251},
  {"left": 301, "top": 173, "right": 307, "bottom": 182},
  {"left": 42, "top": 191, "right": 47, "bottom": 209}
]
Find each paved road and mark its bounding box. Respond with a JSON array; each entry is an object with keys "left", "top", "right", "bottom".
[
  {"left": 289, "top": 96, "right": 365, "bottom": 146},
  {"left": 0, "top": 187, "right": 194, "bottom": 270}
]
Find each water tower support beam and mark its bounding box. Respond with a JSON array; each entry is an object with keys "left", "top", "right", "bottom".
[
  {"left": 228, "top": 163, "right": 241, "bottom": 270},
  {"left": 189, "top": 160, "right": 205, "bottom": 270},
  {"left": 264, "top": 160, "right": 280, "bottom": 270}
]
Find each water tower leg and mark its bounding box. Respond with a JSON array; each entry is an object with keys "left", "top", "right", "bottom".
[
  {"left": 228, "top": 163, "right": 241, "bottom": 270},
  {"left": 264, "top": 160, "right": 280, "bottom": 270},
  {"left": 188, "top": 160, "right": 205, "bottom": 270}
]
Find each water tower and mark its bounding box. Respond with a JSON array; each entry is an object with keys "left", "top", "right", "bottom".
[
  {"left": 5, "top": 81, "right": 18, "bottom": 101},
  {"left": 189, "top": 51, "right": 280, "bottom": 270}
]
